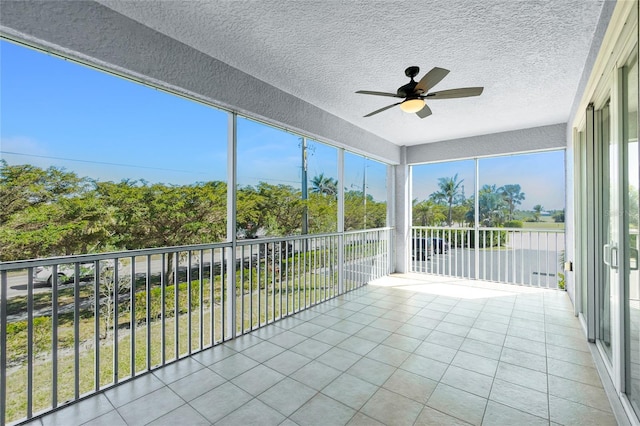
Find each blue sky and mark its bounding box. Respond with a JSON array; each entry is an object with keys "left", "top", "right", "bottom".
[
  {"left": 1, "top": 41, "right": 228, "bottom": 183},
  {"left": 0, "top": 40, "right": 388, "bottom": 200}
]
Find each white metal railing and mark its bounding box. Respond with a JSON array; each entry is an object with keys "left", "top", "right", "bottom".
[
  {"left": 0, "top": 227, "right": 392, "bottom": 425},
  {"left": 411, "top": 226, "right": 565, "bottom": 289}
]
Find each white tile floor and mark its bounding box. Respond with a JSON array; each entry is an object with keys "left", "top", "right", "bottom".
[{"left": 22, "top": 274, "right": 617, "bottom": 426}]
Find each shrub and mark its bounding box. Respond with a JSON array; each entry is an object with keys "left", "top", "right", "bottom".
[
  {"left": 134, "top": 281, "right": 207, "bottom": 323},
  {"left": 439, "top": 229, "right": 506, "bottom": 248},
  {"left": 504, "top": 220, "right": 523, "bottom": 228},
  {"left": 558, "top": 272, "right": 566, "bottom": 290}
]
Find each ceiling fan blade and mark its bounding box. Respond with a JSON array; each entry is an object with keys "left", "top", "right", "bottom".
[
  {"left": 363, "top": 102, "right": 401, "bottom": 117},
  {"left": 426, "top": 87, "right": 484, "bottom": 99},
  {"left": 356, "top": 90, "right": 401, "bottom": 98},
  {"left": 415, "top": 67, "right": 450, "bottom": 94},
  {"left": 416, "top": 104, "right": 432, "bottom": 119}
]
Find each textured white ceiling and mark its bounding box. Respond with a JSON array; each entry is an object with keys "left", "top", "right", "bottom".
[{"left": 97, "top": 0, "right": 605, "bottom": 146}]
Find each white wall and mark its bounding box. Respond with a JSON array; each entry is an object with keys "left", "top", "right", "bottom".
[{"left": 406, "top": 123, "right": 566, "bottom": 165}]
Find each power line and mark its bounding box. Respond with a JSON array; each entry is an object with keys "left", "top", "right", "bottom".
[
  {"left": 1, "top": 150, "right": 206, "bottom": 175},
  {"left": 2, "top": 150, "right": 326, "bottom": 185}
]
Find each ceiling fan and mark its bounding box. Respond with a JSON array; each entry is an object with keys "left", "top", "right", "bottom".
[{"left": 356, "top": 66, "right": 483, "bottom": 118}]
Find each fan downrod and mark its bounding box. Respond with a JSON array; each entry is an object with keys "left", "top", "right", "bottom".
[{"left": 405, "top": 66, "right": 420, "bottom": 79}]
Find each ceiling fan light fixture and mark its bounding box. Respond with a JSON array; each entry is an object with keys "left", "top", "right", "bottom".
[{"left": 400, "top": 98, "right": 425, "bottom": 113}]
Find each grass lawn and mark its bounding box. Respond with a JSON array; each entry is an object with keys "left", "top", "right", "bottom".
[
  {"left": 5, "top": 268, "right": 349, "bottom": 423},
  {"left": 520, "top": 221, "right": 565, "bottom": 230}
]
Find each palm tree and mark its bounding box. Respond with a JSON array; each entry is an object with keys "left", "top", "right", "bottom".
[
  {"left": 478, "top": 184, "right": 506, "bottom": 226},
  {"left": 430, "top": 174, "right": 464, "bottom": 226},
  {"left": 412, "top": 199, "right": 446, "bottom": 226},
  {"left": 310, "top": 173, "right": 338, "bottom": 196},
  {"left": 499, "top": 184, "right": 525, "bottom": 221},
  {"left": 533, "top": 204, "right": 544, "bottom": 222}
]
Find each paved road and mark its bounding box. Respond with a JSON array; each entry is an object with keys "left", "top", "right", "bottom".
[{"left": 3, "top": 243, "right": 310, "bottom": 299}]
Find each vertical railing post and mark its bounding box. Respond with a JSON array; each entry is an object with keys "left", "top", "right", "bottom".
[
  {"left": 0, "top": 270, "right": 7, "bottom": 426},
  {"left": 160, "top": 255, "right": 166, "bottom": 365},
  {"left": 226, "top": 112, "right": 237, "bottom": 339},
  {"left": 388, "top": 229, "right": 393, "bottom": 276},
  {"left": 214, "top": 248, "right": 219, "bottom": 346},
  {"left": 114, "top": 260, "right": 120, "bottom": 382},
  {"left": 26, "top": 269, "right": 33, "bottom": 419},
  {"left": 146, "top": 256, "right": 152, "bottom": 370},
  {"left": 50, "top": 265, "right": 58, "bottom": 406},
  {"left": 198, "top": 250, "right": 204, "bottom": 351},
  {"left": 187, "top": 251, "right": 192, "bottom": 355},
  {"left": 474, "top": 158, "right": 480, "bottom": 280},
  {"left": 173, "top": 252, "right": 179, "bottom": 360},
  {"left": 338, "top": 148, "right": 345, "bottom": 295},
  {"left": 130, "top": 257, "right": 136, "bottom": 376},
  {"left": 74, "top": 263, "right": 80, "bottom": 396},
  {"left": 93, "top": 262, "right": 99, "bottom": 393}
]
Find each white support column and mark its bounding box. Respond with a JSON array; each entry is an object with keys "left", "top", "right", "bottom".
[
  {"left": 387, "top": 163, "right": 396, "bottom": 272},
  {"left": 225, "top": 112, "right": 237, "bottom": 340},
  {"left": 474, "top": 158, "right": 480, "bottom": 279},
  {"left": 394, "top": 146, "right": 411, "bottom": 273},
  {"left": 338, "top": 148, "right": 345, "bottom": 294}
]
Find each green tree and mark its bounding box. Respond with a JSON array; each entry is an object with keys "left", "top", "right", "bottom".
[
  {"left": 452, "top": 204, "right": 470, "bottom": 226},
  {"left": 553, "top": 209, "right": 565, "bottom": 223},
  {"left": 344, "top": 190, "right": 366, "bottom": 230},
  {"left": 0, "top": 161, "right": 113, "bottom": 261},
  {"left": 344, "top": 190, "right": 386, "bottom": 230},
  {"left": 466, "top": 184, "right": 507, "bottom": 227},
  {"left": 0, "top": 192, "right": 114, "bottom": 260},
  {"left": 236, "top": 185, "right": 264, "bottom": 238},
  {"left": 96, "top": 180, "right": 226, "bottom": 249},
  {"left": 310, "top": 173, "right": 338, "bottom": 196},
  {"left": 307, "top": 192, "right": 337, "bottom": 233},
  {"left": 0, "top": 159, "right": 88, "bottom": 223},
  {"left": 258, "top": 183, "right": 304, "bottom": 236},
  {"left": 499, "top": 184, "right": 525, "bottom": 221},
  {"left": 412, "top": 199, "right": 446, "bottom": 226},
  {"left": 365, "top": 195, "right": 387, "bottom": 228},
  {"left": 429, "top": 174, "right": 464, "bottom": 226},
  {"left": 236, "top": 183, "right": 304, "bottom": 237},
  {"left": 96, "top": 179, "right": 227, "bottom": 277},
  {"left": 533, "top": 204, "right": 544, "bottom": 222}
]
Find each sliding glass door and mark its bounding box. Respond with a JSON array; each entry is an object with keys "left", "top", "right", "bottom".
[
  {"left": 598, "top": 100, "right": 615, "bottom": 363},
  {"left": 624, "top": 46, "right": 640, "bottom": 416}
]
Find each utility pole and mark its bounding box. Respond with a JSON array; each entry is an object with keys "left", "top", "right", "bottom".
[
  {"left": 363, "top": 161, "right": 367, "bottom": 229},
  {"left": 301, "top": 137, "right": 308, "bottom": 235}
]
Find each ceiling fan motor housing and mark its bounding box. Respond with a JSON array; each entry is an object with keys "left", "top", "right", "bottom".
[
  {"left": 398, "top": 66, "right": 421, "bottom": 97},
  {"left": 397, "top": 81, "right": 418, "bottom": 98}
]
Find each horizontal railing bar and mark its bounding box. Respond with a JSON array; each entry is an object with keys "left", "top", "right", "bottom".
[
  {"left": 412, "top": 225, "right": 564, "bottom": 234},
  {"left": 1, "top": 228, "right": 394, "bottom": 270},
  {"left": 0, "top": 243, "right": 231, "bottom": 269}
]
